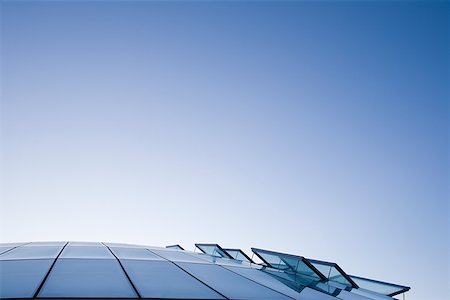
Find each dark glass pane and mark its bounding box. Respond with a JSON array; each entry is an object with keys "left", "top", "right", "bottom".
[
  {"left": 110, "top": 247, "right": 162, "bottom": 261},
  {"left": 176, "top": 262, "right": 291, "bottom": 299},
  {"left": 121, "top": 260, "right": 224, "bottom": 299},
  {"left": 60, "top": 246, "right": 113, "bottom": 259},
  {"left": 0, "top": 259, "right": 53, "bottom": 298},
  {"left": 0, "top": 246, "right": 63, "bottom": 260},
  {"left": 38, "top": 259, "right": 137, "bottom": 297}
]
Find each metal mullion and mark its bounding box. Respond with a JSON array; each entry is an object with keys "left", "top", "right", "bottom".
[{"left": 32, "top": 241, "right": 69, "bottom": 298}]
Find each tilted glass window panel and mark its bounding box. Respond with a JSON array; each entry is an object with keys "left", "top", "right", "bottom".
[
  {"left": 149, "top": 249, "right": 211, "bottom": 264},
  {"left": 224, "top": 265, "right": 302, "bottom": 299},
  {"left": 224, "top": 249, "right": 254, "bottom": 263},
  {"left": 121, "top": 260, "right": 225, "bottom": 299},
  {"left": 60, "top": 246, "right": 114, "bottom": 259},
  {"left": 68, "top": 241, "right": 104, "bottom": 246},
  {"left": 38, "top": 259, "right": 137, "bottom": 298},
  {"left": 109, "top": 247, "right": 163, "bottom": 261},
  {"left": 309, "top": 260, "right": 356, "bottom": 288},
  {"left": 252, "top": 248, "right": 323, "bottom": 281},
  {"left": 349, "top": 276, "right": 410, "bottom": 296},
  {"left": 195, "top": 244, "right": 231, "bottom": 258},
  {"left": 0, "top": 246, "right": 63, "bottom": 260},
  {"left": 0, "top": 259, "right": 53, "bottom": 298},
  {"left": 176, "top": 262, "right": 292, "bottom": 300}
]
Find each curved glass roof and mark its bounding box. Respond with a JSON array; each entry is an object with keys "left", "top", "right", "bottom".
[{"left": 0, "top": 242, "right": 410, "bottom": 300}]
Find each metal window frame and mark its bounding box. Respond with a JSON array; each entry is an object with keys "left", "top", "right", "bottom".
[{"left": 165, "top": 244, "right": 185, "bottom": 250}]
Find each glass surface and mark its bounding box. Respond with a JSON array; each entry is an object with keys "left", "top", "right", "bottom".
[
  {"left": 60, "top": 246, "right": 114, "bottom": 259},
  {"left": 0, "top": 259, "right": 53, "bottom": 298},
  {"left": 68, "top": 242, "right": 104, "bottom": 246},
  {"left": 29, "top": 242, "right": 66, "bottom": 246},
  {"left": 196, "top": 244, "right": 229, "bottom": 258},
  {"left": 224, "top": 266, "right": 302, "bottom": 299},
  {"left": 176, "top": 262, "right": 291, "bottom": 299},
  {"left": 0, "top": 246, "right": 63, "bottom": 260},
  {"left": 149, "top": 249, "right": 210, "bottom": 264},
  {"left": 104, "top": 242, "right": 146, "bottom": 248},
  {"left": 253, "top": 249, "right": 322, "bottom": 281},
  {"left": 38, "top": 259, "right": 137, "bottom": 297},
  {"left": 193, "top": 252, "right": 252, "bottom": 267},
  {"left": 350, "top": 276, "right": 408, "bottom": 296},
  {"left": 121, "top": 260, "right": 224, "bottom": 299},
  {"left": 224, "top": 249, "right": 253, "bottom": 263},
  {"left": 110, "top": 247, "right": 163, "bottom": 261},
  {"left": 299, "top": 287, "right": 340, "bottom": 300},
  {"left": 311, "top": 261, "right": 353, "bottom": 287},
  {"left": 0, "top": 246, "right": 16, "bottom": 255}
]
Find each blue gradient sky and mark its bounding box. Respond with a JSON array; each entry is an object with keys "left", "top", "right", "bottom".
[{"left": 0, "top": 1, "right": 448, "bottom": 299}]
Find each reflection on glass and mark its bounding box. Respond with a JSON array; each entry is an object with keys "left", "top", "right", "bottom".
[
  {"left": 176, "top": 262, "right": 291, "bottom": 299},
  {"left": 38, "top": 259, "right": 137, "bottom": 297},
  {"left": 0, "top": 259, "right": 53, "bottom": 298},
  {"left": 0, "top": 246, "right": 63, "bottom": 260},
  {"left": 60, "top": 246, "right": 114, "bottom": 259},
  {"left": 121, "top": 260, "right": 224, "bottom": 299}
]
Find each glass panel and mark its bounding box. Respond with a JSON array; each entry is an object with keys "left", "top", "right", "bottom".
[
  {"left": 38, "top": 259, "right": 137, "bottom": 297},
  {"left": 60, "top": 246, "right": 113, "bottom": 259},
  {"left": 196, "top": 244, "right": 230, "bottom": 258},
  {"left": 0, "top": 259, "right": 53, "bottom": 298},
  {"left": 224, "top": 249, "right": 253, "bottom": 263},
  {"left": 350, "top": 276, "right": 409, "bottom": 296},
  {"left": 0, "top": 246, "right": 63, "bottom": 260},
  {"left": 224, "top": 266, "right": 302, "bottom": 299},
  {"left": 193, "top": 252, "right": 252, "bottom": 268},
  {"left": 110, "top": 247, "right": 163, "bottom": 261},
  {"left": 121, "top": 260, "right": 224, "bottom": 299},
  {"left": 299, "top": 287, "right": 340, "bottom": 300},
  {"left": 29, "top": 242, "right": 66, "bottom": 246},
  {"left": 68, "top": 242, "right": 103, "bottom": 246},
  {"left": 310, "top": 260, "right": 354, "bottom": 287},
  {"left": 104, "top": 242, "right": 146, "bottom": 248},
  {"left": 149, "top": 249, "right": 210, "bottom": 264},
  {"left": 0, "top": 246, "right": 16, "bottom": 255},
  {"left": 252, "top": 248, "right": 322, "bottom": 281},
  {"left": 176, "top": 262, "right": 291, "bottom": 299}
]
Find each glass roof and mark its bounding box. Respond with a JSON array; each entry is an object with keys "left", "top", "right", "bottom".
[
  {"left": 0, "top": 242, "right": 410, "bottom": 300},
  {"left": 349, "top": 275, "right": 410, "bottom": 296}
]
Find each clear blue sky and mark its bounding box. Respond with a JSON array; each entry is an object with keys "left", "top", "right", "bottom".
[{"left": 0, "top": 1, "right": 448, "bottom": 300}]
